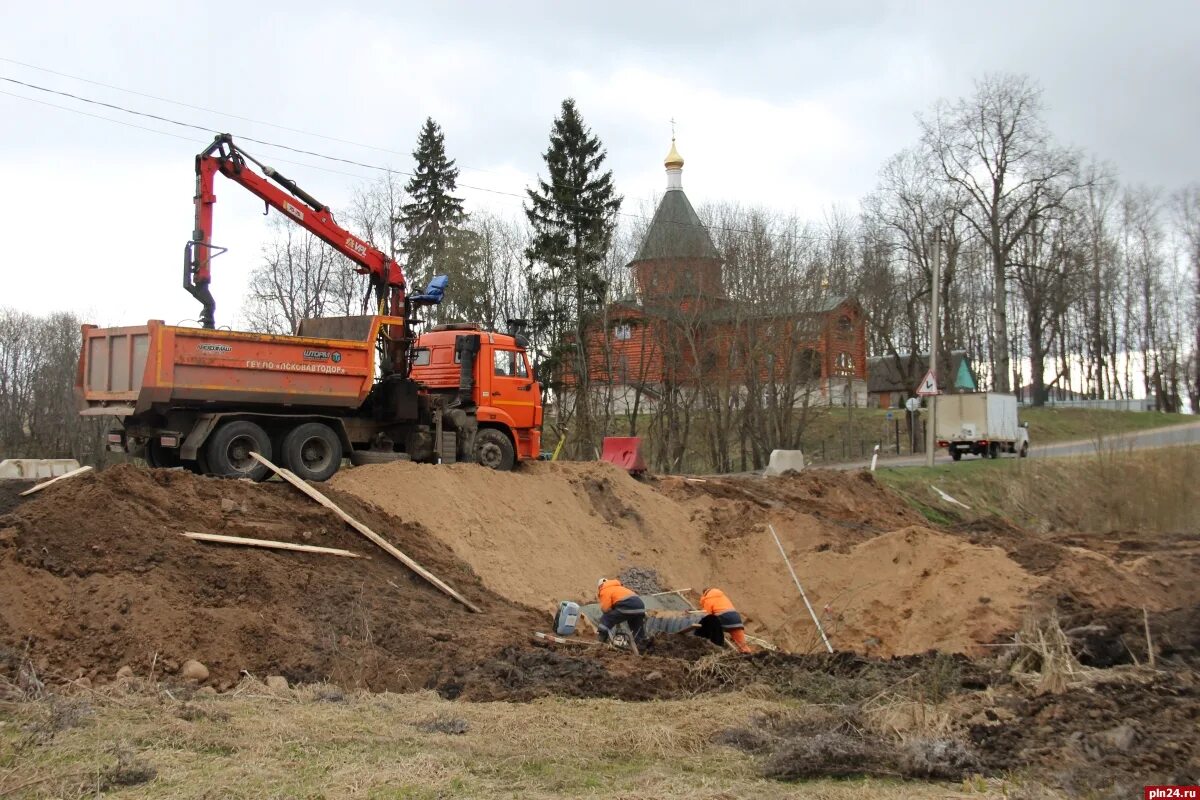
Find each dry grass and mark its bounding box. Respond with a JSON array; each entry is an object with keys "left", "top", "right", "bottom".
[
  {"left": 0, "top": 682, "right": 1031, "bottom": 799},
  {"left": 878, "top": 445, "right": 1200, "bottom": 533},
  {"left": 1004, "top": 612, "right": 1084, "bottom": 695}
]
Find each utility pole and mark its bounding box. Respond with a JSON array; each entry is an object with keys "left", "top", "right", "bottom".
[{"left": 925, "top": 226, "right": 942, "bottom": 468}]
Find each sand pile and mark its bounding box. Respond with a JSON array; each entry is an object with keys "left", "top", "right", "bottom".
[
  {"left": 726, "top": 526, "right": 1041, "bottom": 655},
  {"left": 331, "top": 461, "right": 704, "bottom": 614},
  {"left": 332, "top": 462, "right": 1043, "bottom": 656}
]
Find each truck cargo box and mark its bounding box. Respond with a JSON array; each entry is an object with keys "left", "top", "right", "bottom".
[
  {"left": 76, "top": 318, "right": 396, "bottom": 416},
  {"left": 935, "top": 392, "right": 1020, "bottom": 443}
]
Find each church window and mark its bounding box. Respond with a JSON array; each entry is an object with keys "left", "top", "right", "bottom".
[{"left": 614, "top": 323, "right": 632, "bottom": 341}]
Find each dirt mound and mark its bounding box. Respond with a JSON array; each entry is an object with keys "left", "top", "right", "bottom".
[
  {"left": 0, "top": 465, "right": 545, "bottom": 692},
  {"left": 332, "top": 462, "right": 1046, "bottom": 656},
  {"left": 330, "top": 460, "right": 703, "bottom": 613},
  {"left": 0, "top": 479, "right": 35, "bottom": 515},
  {"left": 758, "top": 527, "right": 1039, "bottom": 656}
]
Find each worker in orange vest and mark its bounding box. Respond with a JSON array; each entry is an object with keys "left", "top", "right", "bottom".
[
  {"left": 596, "top": 577, "right": 647, "bottom": 646},
  {"left": 697, "top": 588, "right": 752, "bottom": 654}
]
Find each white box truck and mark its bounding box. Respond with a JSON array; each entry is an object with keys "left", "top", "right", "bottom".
[{"left": 935, "top": 392, "right": 1030, "bottom": 461}]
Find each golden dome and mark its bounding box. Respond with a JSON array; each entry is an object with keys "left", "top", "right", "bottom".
[{"left": 664, "top": 138, "right": 684, "bottom": 169}]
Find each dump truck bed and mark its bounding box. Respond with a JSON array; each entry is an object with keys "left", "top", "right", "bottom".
[{"left": 76, "top": 318, "right": 395, "bottom": 416}]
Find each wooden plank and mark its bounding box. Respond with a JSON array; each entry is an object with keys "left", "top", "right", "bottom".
[
  {"left": 181, "top": 531, "right": 366, "bottom": 559},
  {"left": 19, "top": 466, "right": 93, "bottom": 496},
  {"left": 249, "top": 452, "right": 481, "bottom": 613},
  {"left": 531, "top": 631, "right": 601, "bottom": 648}
]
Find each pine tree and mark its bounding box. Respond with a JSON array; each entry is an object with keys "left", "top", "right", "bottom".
[
  {"left": 524, "top": 98, "right": 622, "bottom": 452},
  {"left": 398, "top": 117, "right": 475, "bottom": 319}
]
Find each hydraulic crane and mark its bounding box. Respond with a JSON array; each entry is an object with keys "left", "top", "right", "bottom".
[
  {"left": 183, "top": 133, "right": 436, "bottom": 376},
  {"left": 77, "top": 134, "right": 542, "bottom": 480}
]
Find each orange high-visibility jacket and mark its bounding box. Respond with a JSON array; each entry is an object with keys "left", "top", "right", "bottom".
[
  {"left": 700, "top": 588, "right": 736, "bottom": 616},
  {"left": 598, "top": 579, "right": 636, "bottom": 612}
]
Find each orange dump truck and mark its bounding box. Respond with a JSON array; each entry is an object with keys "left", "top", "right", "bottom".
[{"left": 77, "top": 316, "right": 542, "bottom": 481}]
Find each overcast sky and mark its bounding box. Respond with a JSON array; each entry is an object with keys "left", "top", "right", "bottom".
[{"left": 2, "top": 0, "right": 1198, "bottom": 327}]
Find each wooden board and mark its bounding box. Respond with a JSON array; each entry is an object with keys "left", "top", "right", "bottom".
[
  {"left": 249, "top": 452, "right": 481, "bottom": 613},
  {"left": 531, "top": 631, "right": 600, "bottom": 647},
  {"left": 182, "top": 531, "right": 366, "bottom": 559},
  {"left": 19, "top": 465, "right": 93, "bottom": 496}
]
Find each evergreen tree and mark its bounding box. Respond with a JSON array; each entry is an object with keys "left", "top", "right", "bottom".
[
  {"left": 524, "top": 98, "right": 622, "bottom": 452},
  {"left": 398, "top": 117, "right": 476, "bottom": 320}
]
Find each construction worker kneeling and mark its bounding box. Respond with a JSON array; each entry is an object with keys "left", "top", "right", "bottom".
[
  {"left": 697, "top": 588, "right": 752, "bottom": 654},
  {"left": 596, "top": 578, "right": 647, "bottom": 646}
]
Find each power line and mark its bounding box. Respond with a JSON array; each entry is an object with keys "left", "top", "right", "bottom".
[
  {"left": 1, "top": 55, "right": 697, "bottom": 202},
  {"left": 0, "top": 89, "right": 378, "bottom": 183},
  {"left": 0, "top": 88, "right": 204, "bottom": 144},
  {"left": 0, "top": 55, "right": 553, "bottom": 184},
  {"left": 0, "top": 75, "right": 892, "bottom": 246}
]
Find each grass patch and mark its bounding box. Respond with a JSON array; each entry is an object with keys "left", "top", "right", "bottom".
[
  {"left": 877, "top": 446, "right": 1200, "bottom": 533},
  {"left": 0, "top": 686, "right": 1022, "bottom": 799}
]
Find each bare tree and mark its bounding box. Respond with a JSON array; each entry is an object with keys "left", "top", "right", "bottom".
[
  {"left": 242, "top": 218, "right": 352, "bottom": 334},
  {"left": 0, "top": 309, "right": 110, "bottom": 464},
  {"left": 1010, "top": 208, "right": 1086, "bottom": 405},
  {"left": 921, "top": 73, "right": 1081, "bottom": 392},
  {"left": 862, "top": 147, "right": 971, "bottom": 397},
  {"left": 1172, "top": 184, "right": 1200, "bottom": 412}
]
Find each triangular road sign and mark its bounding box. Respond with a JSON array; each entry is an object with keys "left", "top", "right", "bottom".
[{"left": 916, "top": 369, "right": 939, "bottom": 396}]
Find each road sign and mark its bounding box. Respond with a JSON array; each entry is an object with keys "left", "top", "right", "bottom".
[
  {"left": 916, "top": 369, "right": 939, "bottom": 396},
  {"left": 905, "top": 396, "right": 921, "bottom": 413}
]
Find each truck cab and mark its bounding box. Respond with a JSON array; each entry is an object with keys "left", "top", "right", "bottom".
[{"left": 410, "top": 323, "right": 543, "bottom": 468}]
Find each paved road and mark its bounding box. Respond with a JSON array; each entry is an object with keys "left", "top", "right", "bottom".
[{"left": 836, "top": 419, "right": 1200, "bottom": 471}]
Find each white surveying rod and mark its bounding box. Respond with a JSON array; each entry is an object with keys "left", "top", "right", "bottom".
[
  {"left": 768, "top": 523, "right": 834, "bottom": 653},
  {"left": 925, "top": 227, "right": 942, "bottom": 468}
]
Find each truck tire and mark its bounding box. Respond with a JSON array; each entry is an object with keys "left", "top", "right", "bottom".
[
  {"left": 281, "top": 423, "right": 342, "bottom": 482},
  {"left": 205, "top": 421, "right": 272, "bottom": 481},
  {"left": 1019, "top": 442, "right": 1029, "bottom": 458},
  {"left": 950, "top": 449, "right": 962, "bottom": 462},
  {"left": 145, "top": 439, "right": 182, "bottom": 469},
  {"left": 349, "top": 450, "right": 412, "bottom": 466},
  {"left": 988, "top": 442, "right": 1000, "bottom": 459},
  {"left": 474, "top": 428, "right": 515, "bottom": 471}
]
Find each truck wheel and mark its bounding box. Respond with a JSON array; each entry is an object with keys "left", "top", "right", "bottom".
[
  {"left": 282, "top": 423, "right": 342, "bottom": 482},
  {"left": 1019, "top": 442, "right": 1029, "bottom": 458},
  {"left": 205, "top": 421, "right": 272, "bottom": 481},
  {"left": 474, "top": 428, "right": 515, "bottom": 471},
  {"left": 145, "top": 439, "right": 182, "bottom": 469},
  {"left": 950, "top": 449, "right": 962, "bottom": 462},
  {"left": 988, "top": 442, "right": 1000, "bottom": 459}
]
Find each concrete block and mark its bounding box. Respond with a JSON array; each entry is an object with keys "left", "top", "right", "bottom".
[
  {"left": 0, "top": 459, "right": 82, "bottom": 480},
  {"left": 764, "top": 450, "right": 806, "bottom": 476}
]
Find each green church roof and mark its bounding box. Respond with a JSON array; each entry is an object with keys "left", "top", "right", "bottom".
[{"left": 632, "top": 189, "right": 720, "bottom": 262}]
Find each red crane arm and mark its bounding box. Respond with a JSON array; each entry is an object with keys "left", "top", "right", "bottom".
[{"left": 184, "top": 134, "right": 406, "bottom": 329}]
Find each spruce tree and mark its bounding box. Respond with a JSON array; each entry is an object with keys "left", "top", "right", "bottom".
[
  {"left": 398, "top": 117, "right": 477, "bottom": 319},
  {"left": 524, "top": 98, "right": 622, "bottom": 451}
]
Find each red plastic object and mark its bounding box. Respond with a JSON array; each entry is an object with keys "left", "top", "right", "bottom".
[{"left": 601, "top": 437, "right": 647, "bottom": 474}]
